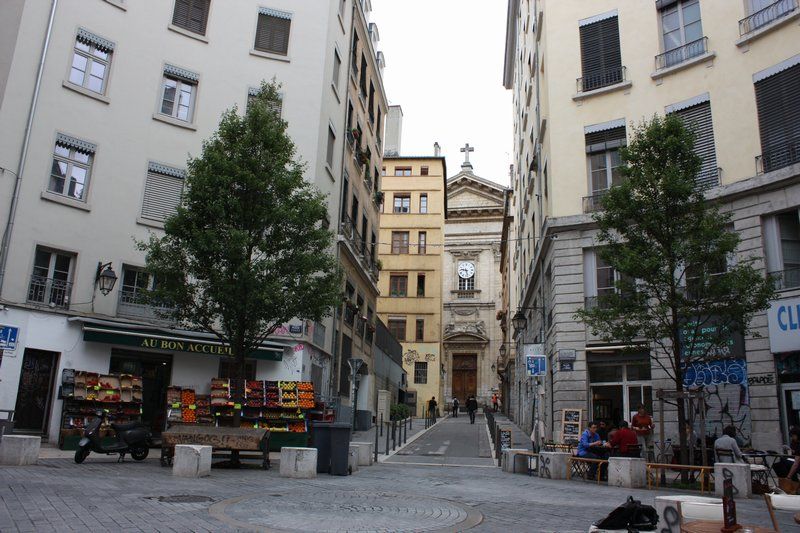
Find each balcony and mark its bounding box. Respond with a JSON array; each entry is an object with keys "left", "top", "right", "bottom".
[
  {"left": 771, "top": 268, "right": 800, "bottom": 291},
  {"left": 117, "top": 290, "right": 173, "bottom": 322},
  {"left": 343, "top": 302, "right": 356, "bottom": 327},
  {"left": 582, "top": 191, "right": 607, "bottom": 214},
  {"left": 340, "top": 213, "right": 356, "bottom": 240},
  {"left": 739, "top": 0, "right": 798, "bottom": 35},
  {"left": 654, "top": 37, "right": 708, "bottom": 71},
  {"left": 576, "top": 65, "right": 627, "bottom": 94},
  {"left": 453, "top": 290, "right": 479, "bottom": 299},
  {"left": 27, "top": 275, "right": 71, "bottom": 309},
  {"left": 756, "top": 141, "right": 800, "bottom": 174},
  {"left": 355, "top": 315, "right": 366, "bottom": 338}
]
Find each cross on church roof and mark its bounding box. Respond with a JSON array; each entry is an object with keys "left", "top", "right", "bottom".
[{"left": 460, "top": 143, "right": 474, "bottom": 172}]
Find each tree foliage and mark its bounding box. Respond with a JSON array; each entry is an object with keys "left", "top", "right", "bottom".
[{"left": 140, "top": 81, "right": 341, "bottom": 379}]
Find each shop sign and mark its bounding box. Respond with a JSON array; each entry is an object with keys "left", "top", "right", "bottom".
[
  {"left": 0, "top": 324, "right": 19, "bottom": 352},
  {"left": 139, "top": 338, "right": 236, "bottom": 355},
  {"left": 678, "top": 317, "right": 744, "bottom": 359},
  {"left": 558, "top": 349, "right": 577, "bottom": 361},
  {"left": 288, "top": 325, "right": 303, "bottom": 334},
  {"left": 767, "top": 296, "right": 800, "bottom": 353},
  {"left": 559, "top": 360, "right": 574, "bottom": 372}
]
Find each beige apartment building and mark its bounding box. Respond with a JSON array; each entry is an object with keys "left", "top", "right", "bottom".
[
  {"left": 0, "top": 0, "right": 387, "bottom": 443},
  {"left": 377, "top": 123, "right": 447, "bottom": 417},
  {"left": 504, "top": 0, "right": 800, "bottom": 449}
]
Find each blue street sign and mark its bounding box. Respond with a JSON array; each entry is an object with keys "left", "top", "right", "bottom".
[
  {"left": 0, "top": 325, "right": 19, "bottom": 351},
  {"left": 526, "top": 355, "right": 546, "bottom": 376}
]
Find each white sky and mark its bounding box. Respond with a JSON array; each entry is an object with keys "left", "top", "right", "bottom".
[{"left": 371, "top": 0, "right": 513, "bottom": 187}]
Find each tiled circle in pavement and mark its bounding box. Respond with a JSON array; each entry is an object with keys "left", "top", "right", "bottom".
[{"left": 209, "top": 489, "right": 483, "bottom": 532}]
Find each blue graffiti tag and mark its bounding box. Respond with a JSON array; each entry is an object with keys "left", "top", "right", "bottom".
[{"left": 683, "top": 359, "right": 746, "bottom": 388}]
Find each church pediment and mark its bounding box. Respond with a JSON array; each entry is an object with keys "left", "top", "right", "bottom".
[
  {"left": 443, "top": 321, "right": 488, "bottom": 343},
  {"left": 447, "top": 187, "right": 503, "bottom": 209}
]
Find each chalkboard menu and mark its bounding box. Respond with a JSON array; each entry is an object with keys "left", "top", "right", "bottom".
[
  {"left": 561, "top": 409, "right": 582, "bottom": 445},
  {"left": 496, "top": 426, "right": 512, "bottom": 459}
]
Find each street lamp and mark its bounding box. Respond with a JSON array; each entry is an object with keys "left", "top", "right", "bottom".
[
  {"left": 95, "top": 262, "right": 118, "bottom": 296},
  {"left": 499, "top": 344, "right": 507, "bottom": 358},
  {"left": 512, "top": 310, "right": 528, "bottom": 331}
]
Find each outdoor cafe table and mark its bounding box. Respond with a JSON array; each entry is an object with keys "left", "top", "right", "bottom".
[
  {"left": 742, "top": 452, "right": 793, "bottom": 485},
  {"left": 681, "top": 521, "right": 776, "bottom": 533}
]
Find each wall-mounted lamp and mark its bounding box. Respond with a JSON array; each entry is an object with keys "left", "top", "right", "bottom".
[
  {"left": 95, "top": 262, "right": 118, "bottom": 296},
  {"left": 499, "top": 344, "right": 507, "bottom": 358}
]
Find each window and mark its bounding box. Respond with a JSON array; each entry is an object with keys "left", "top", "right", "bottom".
[
  {"left": 359, "top": 55, "right": 368, "bottom": 98},
  {"left": 393, "top": 194, "right": 411, "bottom": 213},
  {"left": 69, "top": 30, "right": 113, "bottom": 94},
  {"left": 49, "top": 135, "right": 94, "bottom": 201},
  {"left": 381, "top": 166, "right": 386, "bottom": 176},
  {"left": 368, "top": 81, "right": 375, "bottom": 123},
  {"left": 668, "top": 98, "right": 718, "bottom": 189},
  {"left": 332, "top": 49, "right": 341, "bottom": 89},
  {"left": 118, "top": 266, "right": 162, "bottom": 313},
  {"left": 391, "top": 231, "right": 409, "bottom": 254},
  {"left": 141, "top": 162, "right": 186, "bottom": 223},
  {"left": 388, "top": 318, "right": 406, "bottom": 341},
  {"left": 389, "top": 274, "right": 408, "bottom": 297},
  {"left": 584, "top": 125, "right": 626, "bottom": 211},
  {"left": 579, "top": 13, "right": 622, "bottom": 92},
  {"left": 416, "top": 319, "right": 425, "bottom": 341},
  {"left": 421, "top": 166, "right": 429, "bottom": 176},
  {"left": 458, "top": 274, "right": 475, "bottom": 291},
  {"left": 171, "top": 0, "right": 210, "bottom": 36},
  {"left": 414, "top": 362, "right": 428, "bottom": 384},
  {"left": 658, "top": 0, "right": 704, "bottom": 69},
  {"left": 418, "top": 232, "right": 427, "bottom": 255},
  {"left": 755, "top": 61, "right": 800, "bottom": 173},
  {"left": 584, "top": 248, "right": 633, "bottom": 308},
  {"left": 417, "top": 274, "right": 426, "bottom": 297},
  {"left": 254, "top": 8, "right": 292, "bottom": 56},
  {"left": 159, "top": 66, "right": 198, "bottom": 122},
  {"left": 394, "top": 167, "right": 412, "bottom": 176},
  {"left": 764, "top": 210, "right": 800, "bottom": 289},
  {"left": 340, "top": 172, "right": 349, "bottom": 223},
  {"left": 326, "top": 127, "right": 336, "bottom": 168},
  {"left": 419, "top": 194, "right": 428, "bottom": 214},
  {"left": 28, "top": 247, "right": 73, "bottom": 308}
]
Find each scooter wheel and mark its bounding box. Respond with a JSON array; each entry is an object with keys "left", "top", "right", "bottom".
[
  {"left": 74, "top": 448, "right": 90, "bottom": 464},
  {"left": 131, "top": 447, "right": 149, "bottom": 461}
]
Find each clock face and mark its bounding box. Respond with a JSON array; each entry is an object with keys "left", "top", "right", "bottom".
[{"left": 458, "top": 262, "right": 475, "bottom": 279}]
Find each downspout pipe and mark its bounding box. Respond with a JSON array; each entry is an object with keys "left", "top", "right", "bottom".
[{"left": 0, "top": 0, "right": 58, "bottom": 297}]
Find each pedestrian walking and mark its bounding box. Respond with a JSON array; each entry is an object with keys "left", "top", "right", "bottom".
[
  {"left": 631, "top": 404, "right": 654, "bottom": 460},
  {"left": 491, "top": 393, "right": 499, "bottom": 413},
  {"left": 428, "top": 396, "right": 438, "bottom": 424},
  {"left": 452, "top": 397, "right": 459, "bottom": 418},
  {"left": 466, "top": 395, "right": 478, "bottom": 424}
]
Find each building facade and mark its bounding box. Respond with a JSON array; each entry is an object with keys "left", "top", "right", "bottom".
[
  {"left": 377, "top": 137, "right": 447, "bottom": 418},
  {"left": 503, "top": 0, "right": 800, "bottom": 449},
  {"left": 0, "top": 0, "right": 386, "bottom": 443},
  {"left": 443, "top": 156, "right": 508, "bottom": 409}
]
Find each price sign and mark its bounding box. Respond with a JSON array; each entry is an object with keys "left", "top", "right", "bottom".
[
  {"left": 189, "top": 405, "right": 196, "bottom": 410},
  {"left": 234, "top": 403, "right": 242, "bottom": 409},
  {"left": 171, "top": 402, "right": 180, "bottom": 408}
]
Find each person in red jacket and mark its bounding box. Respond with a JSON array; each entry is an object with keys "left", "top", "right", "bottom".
[{"left": 609, "top": 421, "right": 639, "bottom": 456}]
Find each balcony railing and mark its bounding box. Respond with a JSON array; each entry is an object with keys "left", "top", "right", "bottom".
[
  {"left": 577, "top": 66, "right": 626, "bottom": 93},
  {"left": 655, "top": 37, "right": 708, "bottom": 71},
  {"left": 756, "top": 141, "right": 800, "bottom": 174},
  {"left": 344, "top": 304, "right": 355, "bottom": 326},
  {"left": 739, "top": 0, "right": 798, "bottom": 35},
  {"left": 455, "top": 290, "right": 478, "bottom": 299},
  {"left": 340, "top": 213, "right": 356, "bottom": 240},
  {"left": 771, "top": 268, "right": 800, "bottom": 291},
  {"left": 117, "top": 289, "right": 174, "bottom": 322},
  {"left": 27, "top": 275, "right": 72, "bottom": 309},
  {"left": 583, "top": 191, "right": 608, "bottom": 213}
]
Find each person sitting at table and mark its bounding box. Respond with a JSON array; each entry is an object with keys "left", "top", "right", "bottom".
[
  {"left": 609, "top": 421, "right": 639, "bottom": 457},
  {"left": 714, "top": 425, "right": 744, "bottom": 463},
  {"left": 786, "top": 428, "right": 800, "bottom": 482},
  {"left": 578, "top": 421, "right": 608, "bottom": 479},
  {"left": 597, "top": 420, "right": 609, "bottom": 441}
]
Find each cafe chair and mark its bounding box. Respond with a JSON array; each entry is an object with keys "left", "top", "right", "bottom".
[
  {"left": 764, "top": 492, "right": 800, "bottom": 532},
  {"left": 676, "top": 500, "right": 723, "bottom": 532},
  {"left": 622, "top": 444, "right": 642, "bottom": 458}
]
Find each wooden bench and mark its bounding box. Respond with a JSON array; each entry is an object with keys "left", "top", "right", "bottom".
[
  {"left": 511, "top": 450, "right": 539, "bottom": 476},
  {"left": 160, "top": 426, "right": 270, "bottom": 470},
  {"left": 646, "top": 462, "right": 713, "bottom": 494},
  {"left": 568, "top": 456, "right": 608, "bottom": 484}
]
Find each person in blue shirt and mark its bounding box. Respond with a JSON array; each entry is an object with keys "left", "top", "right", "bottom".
[{"left": 577, "top": 421, "right": 605, "bottom": 457}]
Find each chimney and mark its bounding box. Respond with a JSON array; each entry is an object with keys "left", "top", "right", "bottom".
[
  {"left": 384, "top": 105, "right": 403, "bottom": 157},
  {"left": 434, "top": 142, "right": 441, "bottom": 157}
]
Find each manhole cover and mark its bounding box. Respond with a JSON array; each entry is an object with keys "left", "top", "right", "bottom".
[
  {"left": 150, "top": 495, "right": 214, "bottom": 504},
  {"left": 210, "top": 489, "right": 482, "bottom": 532}
]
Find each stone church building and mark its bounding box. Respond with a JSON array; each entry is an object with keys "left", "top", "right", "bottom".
[{"left": 443, "top": 149, "right": 509, "bottom": 408}]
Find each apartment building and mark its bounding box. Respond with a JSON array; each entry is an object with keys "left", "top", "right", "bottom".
[
  {"left": 503, "top": 0, "right": 800, "bottom": 449},
  {"left": 377, "top": 122, "right": 447, "bottom": 417},
  {"left": 0, "top": 0, "right": 386, "bottom": 443}
]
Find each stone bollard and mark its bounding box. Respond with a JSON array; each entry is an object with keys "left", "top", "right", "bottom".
[
  {"left": 501, "top": 448, "right": 527, "bottom": 473},
  {"left": 539, "top": 451, "right": 570, "bottom": 480},
  {"left": 351, "top": 441, "right": 374, "bottom": 466},
  {"left": 714, "top": 462, "right": 751, "bottom": 499},
  {"left": 0, "top": 435, "right": 40, "bottom": 466},
  {"left": 173, "top": 445, "right": 211, "bottom": 477},
  {"left": 655, "top": 495, "right": 721, "bottom": 533},
  {"left": 348, "top": 444, "right": 360, "bottom": 473},
  {"left": 607, "top": 457, "right": 647, "bottom": 489},
  {"left": 279, "top": 447, "right": 317, "bottom": 479}
]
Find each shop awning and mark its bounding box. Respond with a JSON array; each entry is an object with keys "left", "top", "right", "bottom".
[{"left": 69, "top": 317, "right": 287, "bottom": 361}]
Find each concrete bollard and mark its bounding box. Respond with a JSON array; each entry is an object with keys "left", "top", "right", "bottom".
[
  {"left": 714, "top": 462, "right": 751, "bottom": 499},
  {"left": 351, "top": 441, "right": 374, "bottom": 466},
  {"left": 348, "top": 444, "right": 359, "bottom": 473},
  {"left": 655, "top": 495, "right": 721, "bottom": 533},
  {"left": 607, "top": 457, "right": 647, "bottom": 489},
  {"left": 539, "top": 451, "right": 570, "bottom": 480},
  {"left": 173, "top": 445, "right": 211, "bottom": 477},
  {"left": 501, "top": 448, "right": 527, "bottom": 473},
  {"left": 0, "top": 435, "right": 40, "bottom": 466},
  {"left": 279, "top": 447, "right": 317, "bottom": 479}
]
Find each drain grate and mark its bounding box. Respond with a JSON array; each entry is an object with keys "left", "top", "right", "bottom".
[{"left": 148, "top": 495, "right": 214, "bottom": 504}]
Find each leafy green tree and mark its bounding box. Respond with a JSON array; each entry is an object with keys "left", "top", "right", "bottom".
[
  {"left": 576, "top": 115, "right": 774, "bottom": 466},
  {"left": 140, "top": 81, "right": 341, "bottom": 406}
]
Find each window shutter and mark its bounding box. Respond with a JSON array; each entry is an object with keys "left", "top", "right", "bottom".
[
  {"left": 755, "top": 63, "right": 800, "bottom": 172},
  {"left": 172, "top": 0, "right": 210, "bottom": 35},
  {"left": 674, "top": 101, "right": 719, "bottom": 189},
  {"left": 585, "top": 126, "right": 626, "bottom": 154},
  {"left": 579, "top": 16, "right": 622, "bottom": 89},
  {"left": 141, "top": 164, "right": 185, "bottom": 222},
  {"left": 255, "top": 13, "right": 291, "bottom": 55}
]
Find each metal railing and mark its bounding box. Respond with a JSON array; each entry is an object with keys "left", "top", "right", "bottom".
[
  {"left": 455, "top": 290, "right": 478, "bottom": 299},
  {"left": 583, "top": 191, "right": 608, "bottom": 213},
  {"left": 756, "top": 141, "right": 800, "bottom": 174},
  {"left": 344, "top": 304, "right": 355, "bottom": 326},
  {"left": 655, "top": 37, "right": 708, "bottom": 71},
  {"left": 739, "top": 0, "right": 798, "bottom": 35},
  {"left": 577, "top": 65, "right": 626, "bottom": 93},
  {"left": 117, "top": 289, "right": 173, "bottom": 321},
  {"left": 770, "top": 267, "right": 800, "bottom": 290},
  {"left": 355, "top": 315, "right": 365, "bottom": 338},
  {"left": 340, "top": 213, "right": 355, "bottom": 240},
  {"left": 27, "top": 276, "right": 72, "bottom": 309}
]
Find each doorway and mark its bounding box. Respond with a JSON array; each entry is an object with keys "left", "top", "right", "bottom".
[
  {"left": 452, "top": 354, "right": 477, "bottom": 404},
  {"left": 109, "top": 350, "right": 172, "bottom": 435},
  {"left": 13, "top": 349, "right": 59, "bottom": 435},
  {"left": 589, "top": 356, "right": 653, "bottom": 426},
  {"left": 780, "top": 383, "right": 800, "bottom": 440}
]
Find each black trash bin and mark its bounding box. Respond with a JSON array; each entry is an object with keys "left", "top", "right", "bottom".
[{"left": 312, "top": 422, "right": 351, "bottom": 475}]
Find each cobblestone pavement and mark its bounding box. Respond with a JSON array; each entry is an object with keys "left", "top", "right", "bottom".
[{"left": 1, "top": 454, "right": 793, "bottom": 532}]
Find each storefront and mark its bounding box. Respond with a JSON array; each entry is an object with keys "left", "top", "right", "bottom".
[
  {"left": 587, "top": 347, "right": 653, "bottom": 426},
  {"left": 767, "top": 295, "right": 800, "bottom": 439}
]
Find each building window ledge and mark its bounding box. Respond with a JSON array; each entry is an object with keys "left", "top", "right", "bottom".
[
  {"left": 62, "top": 80, "right": 110, "bottom": 104},
  {"left": 331, "top": 82, "right": 341, "bottom": 103},
  {"left": 338, "top": 12, "right": 346, "bottom": 34},
  {"left": 137, "top": 216, "right": 165, "bottom": 230},
  {"left": 168, "top": 24, "right": 209, "bottom": 43},
  {"left": 650, "top": 51, "right": 716, "bottom": 81},
  {"left": 152, "top": 113, "right": 197, "bottom": 131},
  {"left": 249, "top": 49, "right": 290, "bottom": 63},
  {"left": 736, "top": 10, "right": 800, "bottom": 47},
  {"left": 325, "top": 164, "right": 336, "bottom": 181},
  {"left": 572, "top": 80, "right": 632, "bottom": 102},
  {"left": 41, "top": 190, "right": 91, "bottom": 212},
  {"left": 103, "top": 0, "right": 127, "bottom": 11}
]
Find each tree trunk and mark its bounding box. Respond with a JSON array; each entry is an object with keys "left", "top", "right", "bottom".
[
  {"left": 672, "top": 324, "right": 690, "bottom": 484},
  {"left": 230, "top": 341, "right": 246, "bottom": 468}
]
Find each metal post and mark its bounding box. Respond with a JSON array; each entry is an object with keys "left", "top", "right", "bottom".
[
  {"left": 392, "top": 419, "right": 396, "bottom": 451},
  {"left": 404, "top": 417, "right": 408, "bottom": 443},
  {"left": 374, "top": 416, "right": 379, "bottom": 463},
  {"left": 385, "top": 419, "right": 390, "bottom": 454},
  {"left": 379, "top": 412, "right": 383, "bottom": 436}
]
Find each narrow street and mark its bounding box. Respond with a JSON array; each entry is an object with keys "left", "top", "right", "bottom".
[{"left": 387, "top": 414, "right": 495, "bottom": 467}]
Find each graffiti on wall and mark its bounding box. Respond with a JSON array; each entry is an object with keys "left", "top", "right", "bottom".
[{"left": 683, "top": 358, "right": 751, "bottom": 446}]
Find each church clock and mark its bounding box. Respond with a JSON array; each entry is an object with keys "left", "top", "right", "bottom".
[{"left": 457, "top": 261, "right": 475, "bottom": 279}]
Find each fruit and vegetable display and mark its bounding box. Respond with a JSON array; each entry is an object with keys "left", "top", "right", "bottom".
[
  {"left": 209, "top": 379, "right": 316, "bottom": 433},
  {"left": 165, "top": 386, "right": 212, "bottom": 424}
]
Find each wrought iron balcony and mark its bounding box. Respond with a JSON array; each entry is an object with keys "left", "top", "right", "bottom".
[
  {"left": 771, "top": 268, "right": 800, "bottom": 291},
  {"left": 27, "top": 275, "right": 72, "bottom": 309},
  {"left": 117, "top": 290, "right": 173, "bottom": 322},
  {"left": 756, "top": 141, "right": 800, "bottom": 174},
  {"left": 583, "top": 191, "right": 608, "bottom": 213},
  {"left": 655, "top": 37, "right": 708, "bottom": 71},
  {"left": 577, "top": 66, "right": 626, "bottom": 93},
  {"left": 739, "top": 0, "right": 798, "bottom": 35}
]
